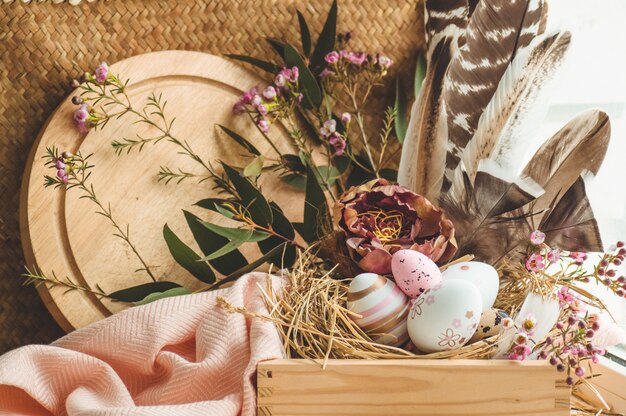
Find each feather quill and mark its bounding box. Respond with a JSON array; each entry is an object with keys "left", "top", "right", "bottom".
[
  {"left": 444, "top": 0, "right": 546, "bottom": 176},
  {"left": 397, "top": 0, "right": 468, "bottom": 200}
]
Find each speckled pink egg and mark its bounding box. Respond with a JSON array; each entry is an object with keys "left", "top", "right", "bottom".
[{"left": 391, "top": 249, "right": 442, "bottom": 298}]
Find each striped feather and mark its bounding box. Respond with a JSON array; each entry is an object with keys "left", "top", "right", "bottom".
[
  {"left": 398, "top": 0, "right": 469, "bottom": 200},
  {"left": 444, "top": 0, "right": 546, "bottom": 178}
]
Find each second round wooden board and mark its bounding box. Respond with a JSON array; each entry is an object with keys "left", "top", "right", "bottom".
[{"left": 20, "top": 51, "right": 303, "bottom": 331}]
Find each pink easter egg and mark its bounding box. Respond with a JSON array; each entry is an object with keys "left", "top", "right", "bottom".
[{"left": 391, "top": 249, "right": 442, "bottom": 298}]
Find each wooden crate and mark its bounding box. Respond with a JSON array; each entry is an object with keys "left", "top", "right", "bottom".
[{"left": 257, "top": 359, "right": 570, "bottom": 415}]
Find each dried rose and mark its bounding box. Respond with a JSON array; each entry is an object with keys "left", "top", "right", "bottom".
[{"left": 334, "top": 178, "right": 457, "bottom": 274}]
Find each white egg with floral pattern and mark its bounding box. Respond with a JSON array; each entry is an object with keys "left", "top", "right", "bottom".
[{"left": 407, "top": 279, "right": 482, "bottom": 353}]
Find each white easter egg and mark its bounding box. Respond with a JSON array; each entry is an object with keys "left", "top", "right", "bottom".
[
  {"left": 442, "top": 261, "right": 499, "bottom": 310},
  {"left": 347, "top": 273, "right": 410, "bottom": 347},
  {"left": 407, "top": 279, "right": 482, "bottom": 353}
]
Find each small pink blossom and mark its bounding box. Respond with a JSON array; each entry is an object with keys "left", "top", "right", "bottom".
[
  {"left": 290, "top": 66, "right": 299, "bottom": 82},
  {"left": 525, "top": 253, "right": 545, "bottom": 272},
  {"left": 263, "top": 86, "right": 277, "bottom": 100},
  {"left": 297, "top": 93, "right": 303, "bottom": 103},
  {"left": 514, "top": 332, "right": 528, "bottom": 345},
  {"left": 319, "top": 68, "right": 334, "bottom": 78},
  {"left": 257, "top": 119, "right": 269, "bottom": 133},
  {"left": 339, "top": 50, "right": 349, "bottom": 58},
  {"left": 320, "top": 119, "right": 336, "bottom": 137},
  {"left": 251, "top": 95, "right": 262, "bottom": 106},
  {"left": 341, "top": 112, "right": 351, "bottom": 123},
  {"left": 94, "top": 62, "right": 108, "bottom": 84},
  {"left": 547, "top": 249, "right": 560, "bottom": 264},
  {"left": 377, "top": 54, "right": 393, "bottom": 68},
  {"left": 275, "top": 74, "right": 286, "bottom": 87},
  {"left": 257, "top": 104, "right": 268, "bottom": 116},
  {"left": 346, "top": 52, "right": 367, "bottom": 66},
  {"left": 232, "top": 102, "right": 245, "bottom": 114},
  {"left": 557, "top": 286, "right": 574, "bottom": 305},
  {"left": 502, "top": 317, "right": 514, "bottom": 329},
  {"left": 569, "top": 251, "right": 587, "bottom": 264},
  {"left": 529, "top": 230, "right": 546, "bottom": 245},
  {"left": 73, "top": 104, "right": 89, "bottom": 123},
  {"left": 325, "top": 51, "right": 340, "bottom": 64},
  {"left": 329, "top": 133, "right": 346, "bottom": 156},
  {"left": 521, "top": 314, "right": 537, "bottom": 335}
]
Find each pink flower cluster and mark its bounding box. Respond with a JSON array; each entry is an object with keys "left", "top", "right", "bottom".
[
  {"left": 538, "top": 288, "right": 606, "bottom": 385},
  {"left": 319, "top": 118, "right": 347, "bottom": 156},
  {"left": 73, "top": 103, "right": 92, "bottom": 134},
  {"left": 505, "top": 313, "right": 537, "bottom": 361},
  {"left": 54, "top": 151, "right": 74, "bottom": 185},
  {"left": 94, "top": 62, "right": 109, "bottom": 84},
  {"left": 233, "top": 66, "right": 302, "bottom": 133},
  {"left": 524, "top": 230, "right": 561, "bottom": 272},
  {"left": 321, "top": 51, "right": 393, "bottom": 77}
]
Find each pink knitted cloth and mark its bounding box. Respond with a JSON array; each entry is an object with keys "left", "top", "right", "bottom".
[{"left": 0, "top": 273, "right": 285, "bottom": 415}]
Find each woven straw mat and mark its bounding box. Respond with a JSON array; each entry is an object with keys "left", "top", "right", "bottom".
[{"left": 0, "top": 0, "right": 425, "bottom": 353}]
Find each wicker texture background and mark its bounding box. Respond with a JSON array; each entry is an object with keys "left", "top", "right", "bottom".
[{"left": 0, "top": 0, "right": 424, "bottom": 353}]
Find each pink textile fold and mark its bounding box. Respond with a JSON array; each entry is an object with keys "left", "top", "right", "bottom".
[{"left": 0, "top": 273, "right": 285, "bottom": 416}]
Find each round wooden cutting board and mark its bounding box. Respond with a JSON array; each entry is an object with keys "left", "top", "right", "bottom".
[{"left": 20, "top": 51, "right": 302, "bottom": 332}]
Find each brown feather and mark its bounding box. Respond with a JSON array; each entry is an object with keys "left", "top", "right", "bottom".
[
  {"left": 444, "top": 0, "right": 546, "bottom": 176},
  {"left": 398, "top": 0, "right": 469, "bottom": 200}
]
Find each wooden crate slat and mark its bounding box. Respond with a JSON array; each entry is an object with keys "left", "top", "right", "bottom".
[{"left": 257, "top": 359, "right": 570, "bottom": 415}]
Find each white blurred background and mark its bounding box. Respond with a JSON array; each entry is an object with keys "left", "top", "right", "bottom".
[{"left": 540, "top": 0, "right": 626, "bottom": 359}]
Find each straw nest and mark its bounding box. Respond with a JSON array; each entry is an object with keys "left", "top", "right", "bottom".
[{"left": 220, "top": 250, "right": 501, "bottom": 365}]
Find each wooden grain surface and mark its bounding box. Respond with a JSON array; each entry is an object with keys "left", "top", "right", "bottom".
[
  {"left": 257, "top": 359, "right": 571, "bottom": 415},
  {"left": 20, "top": 51, "right": 302, "bottom": 331}
]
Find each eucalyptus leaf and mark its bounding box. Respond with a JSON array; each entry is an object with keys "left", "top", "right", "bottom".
[
  {"left": 283, "top": 44, "right": 322, "bottom": 108},
  {"left": 266, "top": 38, "right": 287, "bottom": 61},
  {"left": 222, "top": 163, "right": 273, "bottom": 226},
  {"left": 281, "top": 173, "right": 306, "bottom": 190},
  {"left": 218, "top": 125, "right": 261, "bottom": 156},
  {"left": 199, "top": 238, "right": 249, "bottom": 262},
  {"left": 297, "top": 11, "right": 312, "bottom": 57},
  {"left": 183, "top": 210, "right": 247, "bottom": 274},
  {"left": 109, "top": 281, "right": 183, "bottom": 303},
  {"left": 310, "top": 0, "right": 337, "bottom": 73},
  {"left": 415, "top": 52, "right": 426, "bottom": 98},
  {"left": 134, "top": 287, "right": 191, "bottom": 306},
  {"left": 163, "top": 224, "right": 216, "bottom": 283},
  {"left": 395, "top": 76, "right": 408, "bottom": 144},
  {"left": 198, "top": 221, "right": 270, "bottom": 242},
  {"left": 195, "top": 198, "right": 240, "bottom": 218},
  {"left": 317, "top": 165, "right": 340, "bottom": 186},
  {"left": 282, "top": 154, "right": 307, "bottom": 173},
  {"left": 302, "top": 163, "right": 330, "bottom": 243},
  {"left": 243, "top": 155, "right": 265, "bottom": 178},
  {"left": 224, "top": 54, "right": 280, "bottom": 74}
]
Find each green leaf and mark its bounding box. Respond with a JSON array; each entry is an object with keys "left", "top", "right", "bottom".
[
  {"left": 282, "top": 154, "right": 307, "bottom": 173},
  {"left": 302, "top": 163, "right": 330, "bottom": 243},
  {"left": 284, "top": 44, "right": 322, "bottom": 108},
  {"left": 415, "top": 52, "right": 426, "bottom": 98},
  {"left": 109, "top": 281, "right": 183, "bottom": 302},
  {"left": 199, "top": 239, "right": 249, "bottom": 262},
  {"left": 395, "top": 76, "right": 408, "bottom": 144},
  {"left": 218, "top": 125, "right": 261, "bottom": 156},
  {"left": 310, "top": 0, "right": 337, "bottom": 73},
  {"left": 222, "top": 163, "right": 273, "bottom": 226},
  {"left": 266, "top": 38, "right": 287, "bottom": 61},
  {"left": 224, "top": 54, "right": 280, "bottom": 73},
  {"left": 199, "top": 221, "right": 270, "bottom": 242},
  {"left": 195, "top": 198, "right": 239, "bottom": 218},
  {"left": 183, "top": 210, "right": 247, "bottom": 274},
  {"left": 212, "top": 243, "right": 289, "bottom": 290},
  {"left": 259, "top": 203, "right": 296, "bottom": 268},
  {"left": 346, "top": 164, "right": 376, "bottom": 188},
  {"left": 317, "top": 165, "right": 340, "bottom": 186},
  {"left": 134, "top": 287, "right": 191, "bottom": 306},
  {"left": 297, "top": 11, "right": 312, "bottom": 57},
  {"left": 243, "top": 155, "right": 265, "bottom": 178},
  {"left": 281, "top": 173, "right": 306, "bottom": 190},
  {"left": 163, "top": 224, "right": 216, "bottom": 284}
]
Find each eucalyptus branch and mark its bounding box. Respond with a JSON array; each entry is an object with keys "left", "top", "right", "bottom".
[
  {"left": 43, "top": 148, "right": 158, "bottom": 282},
  {"left": 22, "top": 267, "right": 114, "bottom": 300}
]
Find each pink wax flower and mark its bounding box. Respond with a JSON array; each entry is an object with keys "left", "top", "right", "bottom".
[
  {"left": 94, "top": 62, "right": 109, "bottom": 84},
  {"left": 297, "top": 93, "right": 303, "bottom": 103},
  {"left": 251, "top": 94, "right": 262, "bottom": 106},
  {"left": 232, "top": 102, "right": 245, "bottom": 114},
  {"left": 529, "top": 230, "right": 546, "bottom": 245},
  {"left": 377, "top": 54, "right": 393, "bottom": 68},
  {"left": 325, "top": 51, "right": 340, "bottom": 64},
  {"left": 257, "top": 104, "right": 268, "bottom": 116},
  {"left": 346, "top": 52, "right": 367, "bottom": 66},
  {"left": 557, "top": 286, "right": 574, "bottom": 305},
  {"left": 547, "top": 249, "right": 560, "bottom": 264},
  {"left": 329, "top": 133, "right": 346, "bottom": 156},
  {"left": 290, "top": 66, "right": 299, "bottom": 82},
  {"left": 275, "top": 74, "right": 286, "bottom": 87},
  {"left": 341, "top": 112, "right": 351, "bottom": 123},
  {"left": 339, "top": 50, "right": 349, "bottom": 58},
  {"left": 319, "top": 68, "right": 334, "bottom": 78},
  {"left": 521, "top": 314, "right": 537, "bottom": 335},
  {"left": 570, "top": 251, "right": 587, "bottom": 264},
  {"left": 320, "top": 119, "right": 336, "bottom": 137},
  {"left": 263, "top": 86, "right": 277, "bottom": 100},
  {"left": 257, "top": 119, "right": 269, "bottom": 133},
  {"left": 525, "top": 253, "right": 545, "bottom": 272},
  {"left": 74, "top": 104, "right": 89, "bottom": 122}
]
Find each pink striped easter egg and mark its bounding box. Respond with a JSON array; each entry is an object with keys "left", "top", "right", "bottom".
[{"left": 347, "top": 273, "right": 410, "bottom": 347}]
